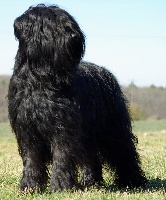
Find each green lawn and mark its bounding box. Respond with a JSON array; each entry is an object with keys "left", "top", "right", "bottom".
[
  {"left": 0, "top": 121, "right": 166, "bottom": 199},
  {"left": 133, "top": 120, "right": 166, "bottom": 133}
]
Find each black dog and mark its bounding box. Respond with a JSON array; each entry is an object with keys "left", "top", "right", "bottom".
[{"left": 8, "top": 4, "right": 147, "bottom": 192}]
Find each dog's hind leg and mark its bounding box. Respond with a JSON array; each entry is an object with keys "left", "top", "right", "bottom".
[
  {"left": 80, "top": 161, "right": 103, "bottom": 187},
  {"left": 80, "top": 148, "right": 103, "bottom": 187},
  {"left": 100, "top": 136, "right": 147, "bottom": 188},
  {"left": 95, "top": 72, "right": 147, "bottom": 188}
]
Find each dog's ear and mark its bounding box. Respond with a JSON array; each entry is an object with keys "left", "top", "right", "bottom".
[
  {"left": 48, "top": 6, "right": 86, "bottom": 66},
  {"left": 56, "top": 26, "right": 85, "bottom": 65}
]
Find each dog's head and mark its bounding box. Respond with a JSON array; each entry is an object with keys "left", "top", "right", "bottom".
[{"left": 14, "top": 4, "right": 85, "bottom": 72}]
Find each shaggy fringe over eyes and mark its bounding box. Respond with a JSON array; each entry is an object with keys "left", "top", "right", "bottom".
[{"left": 14, "top": 4, "right": 85, "bottom": 70}]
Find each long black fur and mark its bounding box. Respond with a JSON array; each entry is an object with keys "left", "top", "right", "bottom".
[{"left": 8, "top": 4, "right": 147, "bottom": 192}]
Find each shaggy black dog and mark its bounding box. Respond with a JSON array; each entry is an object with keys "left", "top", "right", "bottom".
[{"left": 8, "top": 4, "right": 147, "bottom": 192}]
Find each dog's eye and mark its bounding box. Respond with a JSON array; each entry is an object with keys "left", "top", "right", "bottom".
[{"left": 71, "top": 33, "right": 77, "bottom": 38}]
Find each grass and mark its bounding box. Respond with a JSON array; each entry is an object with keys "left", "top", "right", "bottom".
[
  {"left": 132, "top": 120, "right": 166, "bottom": 133},
  {"left": 0, "top": 121, "right": 166, "bottom": 199}
]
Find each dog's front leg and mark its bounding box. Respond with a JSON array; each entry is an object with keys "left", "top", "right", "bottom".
[
  {"left": 20, "top": 153, "right": 48, "bottom": 192},
  {"left": 50, "top": 143, "right": 77, "bottom": 192},
  {"left": 49, "top": 101, "right": 89, "bottom": 192},
  {"left": 16, "top": 137, "right": 49, "bottom": 193}
]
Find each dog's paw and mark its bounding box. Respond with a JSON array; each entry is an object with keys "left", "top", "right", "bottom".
[{"left": 20, "top": 177, "right": 46, "bottom": 193}]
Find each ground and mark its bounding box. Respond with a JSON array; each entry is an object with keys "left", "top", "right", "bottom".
[{"left": 0, "top": 120, "right": 166, "bottom": 200}]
